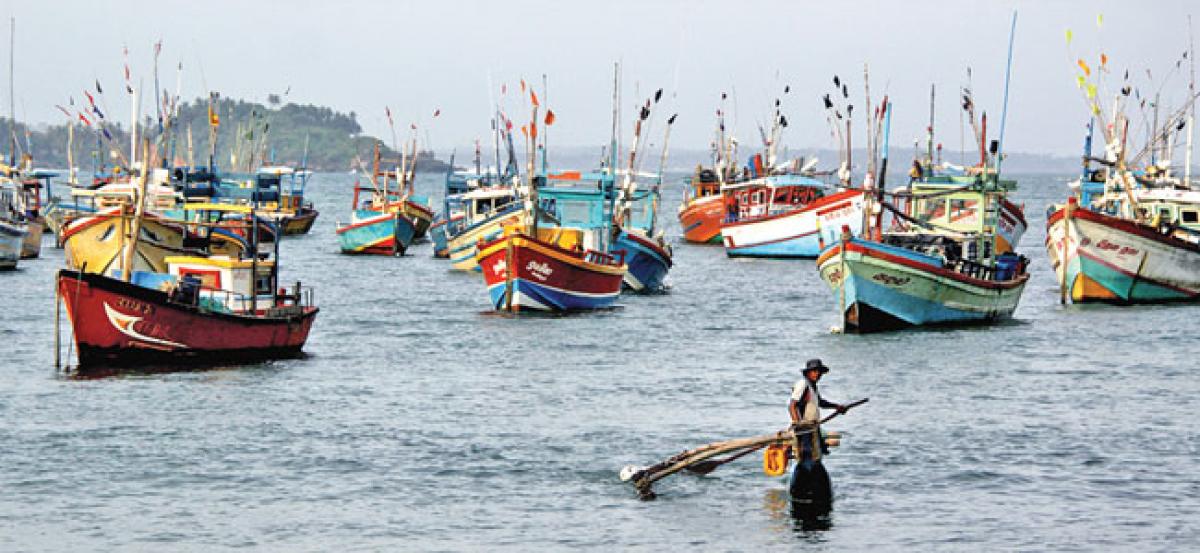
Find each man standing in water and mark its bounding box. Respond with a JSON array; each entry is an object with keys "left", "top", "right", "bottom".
[{"left": 788, "top": 358, "right": 847, "bottom": 507}]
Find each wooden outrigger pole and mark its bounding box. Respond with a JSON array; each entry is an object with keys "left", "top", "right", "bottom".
[{"left": 621, "top": 399, "right": 867, "bottom": 500}]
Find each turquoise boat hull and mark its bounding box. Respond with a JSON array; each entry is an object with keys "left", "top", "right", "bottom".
[{"left": 336, "top": 210, "right": 415, "bottom": 255}]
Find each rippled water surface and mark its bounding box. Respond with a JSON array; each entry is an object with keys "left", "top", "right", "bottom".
[{"left": 2, "top": 173, "right": 1198, "bottom": 550}]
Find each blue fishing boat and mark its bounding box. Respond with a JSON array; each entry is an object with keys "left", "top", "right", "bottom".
[
  {"left": 336, "top": 209, "right": 416, "bottom": 255},
  {"left": 613, "top": 186, "right": 672, "bottom": 292}
]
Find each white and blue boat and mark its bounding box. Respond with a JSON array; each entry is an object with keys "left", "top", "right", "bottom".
[
  {"left": 719, "top": 174, "right": 866, "bottom": 258},
  {"left": 613, "top": 182, "right": 672, "bottom": 293}
]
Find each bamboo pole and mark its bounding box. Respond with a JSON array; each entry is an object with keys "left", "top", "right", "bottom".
[
  {"left": 54, "top": 277, "right": 61, "bottom": 370},
  {"left": 120, "top": 140, "right": 151, "bottom": 281}
]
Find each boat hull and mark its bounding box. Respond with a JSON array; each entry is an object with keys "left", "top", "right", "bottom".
[
  {"left": 0, "top": 220, "right": 26, "bottom": 269},
  {"left": 281, "top": 209, "right": 319, "bottom": 235},
  {"left": 996, "top": 199, "right": 1027, "bottom": 254},
  {"left": 817, "top": 238, "right": 1028, "bottom": 332},
  {"left": 336, "top": 210, "right": 416, "bottom": 255},
  {"left": 1046, "top": 204, "right": 1200, "bottom": 303},
  {"left": 678, "top": 194, "right": 724, "bottom": 244},
  {"left": 402, "top": 200, "right": 435, "bottom": 240},
  {"left": 20, "top": 218, "right": 42, "bottom": 259},
  {"left": 57, "top": 270, "right": 318, "bottom": 367},
  {"left": 613, "top": 229, "right": 672, "bottom": 292},
  {"left": 430, "top": 213, "right": 465, "bottom": 259},
  {"left": 476, "top": 233, "right": 625, "bottom": 312},
  {"left": 721, "top": 190, "right": 866, "bottom": 258},
  {"left": 447, "top": 208, "right": 523, "bottom": 271},
  {"left": 61, "top": 208, "right": 247, "bottom": 276}
]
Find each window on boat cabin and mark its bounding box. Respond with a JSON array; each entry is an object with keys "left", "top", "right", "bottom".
[
  {"left": 1182, "top": 210, "right": 1198, "bottom": 224},
  {"left": 629, "top": 199, "right": 651, "bottom": 227},
  {"left": 751, "top": 190, "right": 764, "bottom": 205},
  {"left": 773, "top": 188, "right": 790, "bottom": 205},
  {"left": 918, "top": 198, "right": 947, "bottom": 222},
  {"left": 949, "top": 198, "right": 979, "bottom": 224},
  {"left": 255, "top": 275, "right": 272, "bottom": 295},
  {"left": 556, "top": 200, "right": 594, "bottom": 227}
]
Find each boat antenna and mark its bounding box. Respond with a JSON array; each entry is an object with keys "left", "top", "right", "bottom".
[
  {"left": 8, "top": 17, "right": 16, "bottom": 166},
  {"left": 928, "top": 84, "right": 935, "bottom": 166},
  {"left": 1186, "top": 15, "right": 1195, "bottom": 186},
  {"left": 996, "top": 10, "right": 1018, "bottom": 175}
]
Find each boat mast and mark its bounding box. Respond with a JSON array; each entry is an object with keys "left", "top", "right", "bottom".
[
  {"left": 121, "top": 140, "right": 151, "bottom": 282},
  {"left": 541, "top": 74, "right": 549, "bottom": 175},
  {"left": 652, "top": 113, "right": 677, "bottom": 237},
  {"left": 1187, "top": 15, "right": 1196, "bottom": 186},
  {"left": 8, "top": 17, "right": 16, "bottom": 167},
  {"left": 927, "top": 84, "right": 935, "bottom": 167},
  {"left": 996, "top": 11, "right": 1018, "bottom": 176},
  {"left": 605, "top": 62, "right": 620, "bottom": 251}
]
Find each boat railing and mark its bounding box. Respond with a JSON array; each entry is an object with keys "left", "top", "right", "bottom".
[
  {"left": 586, "top": 248, "right": 625, "bottom": 266},
  {"left": 170, "top": 279, "right": 315, "bottom": 314},
  {"left": 949, "top": 258, "right": 995, "bottom": 281}
]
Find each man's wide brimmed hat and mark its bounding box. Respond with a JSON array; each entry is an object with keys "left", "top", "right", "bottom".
[{"left": 805, "top": 359, "right": 830, "bottom": 373}]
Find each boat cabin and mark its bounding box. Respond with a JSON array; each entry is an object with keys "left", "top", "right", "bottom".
[
  {"left": 721, "top": 174, "right": 828, "bottom": 223},
  {"left": 900, "top": 174, "right": 1017, "bottom": 235},
  {"left": 460, "top": 187, "right": 519, "bottom": 224},
  {"left": 163, "top": 255, "right": 276, "bottom": 313}
]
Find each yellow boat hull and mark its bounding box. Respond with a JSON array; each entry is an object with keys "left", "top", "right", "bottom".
[{"left": 62, "top": 209, "right": 246, "bottom": 276}]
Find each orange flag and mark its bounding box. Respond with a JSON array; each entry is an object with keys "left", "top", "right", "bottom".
[
  {"left": 530, "top": 90, "right": 540, "bottom": 107},
  {"left": 1077, "top": 59, "right": 1091, "bottom": 77},
  {"left": 520, "top": 125, "right": 528, "bottom": 137},
  {"left": 544, "top": 110, "right": 556, "bottom": 126}
]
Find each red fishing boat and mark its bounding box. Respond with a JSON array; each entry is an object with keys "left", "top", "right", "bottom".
[
  {"left": 57, "top": 268, "right": 317, "bottom": 366},
  {"left": 56, "top": 146, "right": 319, "bottom": 368},
  {"left": 476, "top": 231, "right": 625, "bottom": 312},
  {"left": 678, "top": 168, "right": 725, "bottom": 244}
]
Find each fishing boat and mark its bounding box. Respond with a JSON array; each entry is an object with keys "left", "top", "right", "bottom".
[
  {"left": 446, "top": 186, "right": 521, "bottom": 270},
  {"left": 817, "top": 54, "right": 1030, "bottom": 332},
  {"left": 613, "top": 187, "right": 673, "bottom": 292},
  {"left": 818, "top": 165, "right": 1030, "bottom": 332},
  {"left": 476, "top": 172, "right": 626, "bottom": 312},
  {"left": 679, "top": 168, "right": 725, "bottom": 244},
  {"left": 720, "top": 174, "right": 867, "bottom": 258},
  {"left": 477, "top": 229, "right": 625, "bottom": 312},
  {"left": 10, "top": 168, "right": 58, "bottom": 258},
  {"left": 336, "top": 209, "right": 415, "bottom": 255},
  {"left": 58, "top": 262, "right": 317, "bottom": 367},
  {"left": 62, "top": 200, "right": 248, "bottom": 276},
  {"left": 57, "top": 138, "right": 319, "bottom": 368},
  {"left": 251, "top": 166, "right": 319, "bottom": 235},
  {"left": 818, "top": 227, "right": 1029, "bottom": 332},
  {"left": 0, "top": 183, "right": 26, "bottom": 269},
  {"left": 715, "top": 84, "right": 869, "bottom": 259},
  {"left": 678, "top": 93, "right": 743, "bottom": 244},
  {"left": 610, "top": 108, "right": 677, "bottom": 292},
  {"left": 335, "top": 152, "right": 417, "bottom": 255},
  {"left": 1045, "top": 39, "right": 1200, "bottom": 303}
]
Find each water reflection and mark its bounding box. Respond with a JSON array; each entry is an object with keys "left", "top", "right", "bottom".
[
  {"left": 60, "top": 359, "right": 288, "bottom": 380},
  {"left": 764, "top": 488, "right": 834, "bottom": 535}
]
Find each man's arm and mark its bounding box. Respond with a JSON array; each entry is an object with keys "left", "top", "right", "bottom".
[{"left": 818, "top": 396, "right": 847, "bottom": 413}]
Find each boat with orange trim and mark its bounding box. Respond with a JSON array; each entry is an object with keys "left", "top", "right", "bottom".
[
  {"left": 719, "top": 174, "right": 867, "bottom": 258},
  {"left": 679, "top": 168, "right": 725, "bottom": 244},
  {"left": 477, "top": 230, "right": 625, "bottom": 312}
]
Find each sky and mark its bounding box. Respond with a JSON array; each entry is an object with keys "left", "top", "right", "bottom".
[{"left": 2, "top": 0, "right": 1197, "bottom": 158}]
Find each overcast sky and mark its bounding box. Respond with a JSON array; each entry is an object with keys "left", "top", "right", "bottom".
[{"left": 2, "top": 0, "right": 1197, "bottom": 157}]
